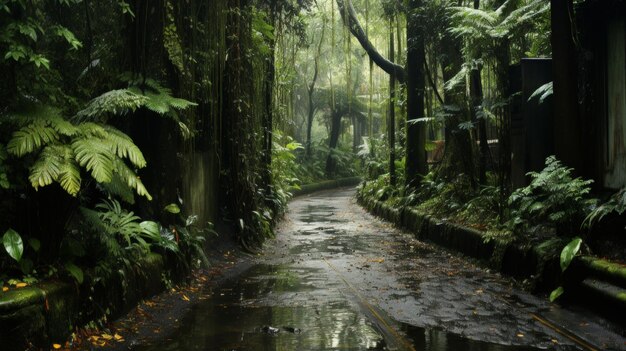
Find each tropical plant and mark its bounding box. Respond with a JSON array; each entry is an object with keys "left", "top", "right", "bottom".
[
  {"left": 508, "top": 156, "right": 596, "bottom": 235},
  {"left": 270, "top": 132, "right": 303, "bottom": 208},
  {"left": 163, "top": 203, "right": 211, "bottom": 268},
  {"left": 584, "top": 187, "right": 626, "bottom": 229},
  {"left": 4, "top": 103, "right": 151, "bottom": 199},
  {"left": 550, "top": 236, "right": 583, "bottom": 302}
]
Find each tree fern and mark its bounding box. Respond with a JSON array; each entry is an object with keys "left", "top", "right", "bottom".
[
  {"left": 28, "top": 144, "right": 82, "bottom": 196},
  {"left": 7, "top": 120, "right": 60, "bottom": 157},
  {"left": 75, "top": 89, "right": 147, "bottom": 122},
  {"left": 101, "top": 126, "right": 146, "bottom": 168},
  {"left": 99, "top": 173, "right": 137, "bottom": 204},
  {"left": 6, "top": 103, "right": 151, "bottom": 199},
  {"left": 72, "top": 137, "right": 115, "bottom": 183},
  {"left": 112, "top": 159, "right": 152, "bottom": 201}
]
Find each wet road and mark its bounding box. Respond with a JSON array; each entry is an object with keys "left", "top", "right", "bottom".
[{"left": 133, "top": 187, "right": 625, "bottom": 351}]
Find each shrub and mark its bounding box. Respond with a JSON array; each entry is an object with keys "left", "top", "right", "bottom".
[{"left": 508, "top": 156, "right": 595, "bottom": 236}]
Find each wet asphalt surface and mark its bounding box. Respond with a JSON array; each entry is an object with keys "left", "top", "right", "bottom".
[{"left": 130, "top": 187, "right": 625, "bottom": 351}]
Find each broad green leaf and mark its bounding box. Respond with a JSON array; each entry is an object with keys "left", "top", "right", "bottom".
[
  {"left": 549, "top": 286, "right": 564, "bottom": 302},
  {"left": 65, "top": 262, "right": 84, "bottom": 284},
  {"left": 3, "top": 229, "right": 23, "bottom": 262},
  {"left": 164, "top": 203, "right": 180, "bottom": 214},
  {"left": 140, "top": 221, "right": 160, "bottom": 238},
  {"left": 560, "top": 237, "right": 582, "bottom": 272}
]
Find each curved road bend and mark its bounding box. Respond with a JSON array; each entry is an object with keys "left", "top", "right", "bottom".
[{"left": 134, "top": 187, "right": 625, "bottom": 351}]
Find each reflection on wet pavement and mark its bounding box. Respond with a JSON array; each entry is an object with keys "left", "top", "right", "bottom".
[{"left": 133, "top": 188, "right": 623, "bottom": 351}]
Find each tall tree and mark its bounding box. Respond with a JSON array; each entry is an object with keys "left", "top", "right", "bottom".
[
  {"left": 388, "top": 21, "right": 397, "bottom": 187},
  {"left": 336, "top": 0, "right": 427, "bottom": 186},
  {"left": 405, "top": 0, "right": 428, "bottom": 187},
  {"left": 550, "top": 0, "right": 582, "bottom": 172}
]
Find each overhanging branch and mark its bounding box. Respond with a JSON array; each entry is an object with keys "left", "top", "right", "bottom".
[{"left": 336, "top": 0, "right": 406, "bottom": 83}]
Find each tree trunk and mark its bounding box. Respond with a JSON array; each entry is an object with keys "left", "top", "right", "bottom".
[
  {"left": 469, "top": 0, "right": 490, "bottom": 184},
  {"left": 389, "top": 23, "right": 397, "bottom": 187},
  {"left": 325, "top": 111, "right": 342, "bottom": 177},
  {"left": 405, "top": 0, "right": 428, "bottom": 187},
  {"left": 550, "top": 0, "right": 582, "bottom": 172},
  {"left": 306, "top": 22, "right": 325, "bottom": 157}
]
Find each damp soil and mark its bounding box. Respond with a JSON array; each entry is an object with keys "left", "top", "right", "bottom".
[{"left": 94, "top": 187, "right": 625, "bottom": 351}]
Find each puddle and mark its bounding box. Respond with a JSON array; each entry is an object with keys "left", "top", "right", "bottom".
[{"left": 131, "top": 263, "right": 548, "bottom": 351}]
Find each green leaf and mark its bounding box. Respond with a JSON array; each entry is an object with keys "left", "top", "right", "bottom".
[
  {"left": 72, "top": 137, "right": 114, "bottom": 183},
  {"left": 28, "top": 238, "right": 41, "bottom": 252},
  {"left": 560, "top": 237, "right": 582, "bottom": 272},
  {"left": 549, "top": 286, "right": 564, "bottom": 302},
  {"left": 8, "top": 122, "right": 60, "bottom": 157},
  {"left": 3, "top": 229, "right": 23, "bottom": 262},
  {"left": 65, "top": 263, "right": 84, "bottom": 284},
  {"left": 140, "top": 221, "right": 161, "bottom": 239},
  {"left": 19, "top": 258, "right": 33, "bottom": 274},
  {"left": 103, "top": 126, "right": 146, "bottom": 168},
  {"left": 164, "top": 203, "right": 180, "bottom": 214}
]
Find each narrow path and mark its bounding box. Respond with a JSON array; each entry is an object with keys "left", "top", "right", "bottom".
[{"left": 129, "top": 187, "right": 624, "bottom": 351}]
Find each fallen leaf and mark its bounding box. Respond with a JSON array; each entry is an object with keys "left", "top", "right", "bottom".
[
  {"left": 516, "top": 333, "right": 524, "bottom": 338},
  {"left": 114, "top": 333, "right": 123, "bottom": 341},
  {"left": 52, "top": 344, "right": 62, "bottom": 349},
  {"left": 101, "top": 333, "right": 113, "bottom": 340},
  {"left": 15, "top": 282, "right": 27, "bottom": 288},
  {"left": 2, "top": 287, "right": 8, "bottom": 292},
  {"left": 182, "top": 294, "right": 190, "bottom": 301}
]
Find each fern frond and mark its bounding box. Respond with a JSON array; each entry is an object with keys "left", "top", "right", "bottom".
[
  {"left": 76, "top": 122, "right": 108, "bottom": 138},
  {"left": 57, "top": 153, "right": 82, "bottom": 196},
  {"left": 8, "top": 103, "right": 62, "bottom": 126},
  {"left": 72, "top": 137, "right": 114, "bottom": 183},
  {"left": 168, "top": 96, "right": 196, "bottom": 110},
  {"left": 75, "top": 89, "right": 148, "bottom": 121},
  {"left": 451, "top": 7, "right": 498, "bottom": 26},
  {"left": 142, "top": 91, "right": 171, "bottom": 115},
  {"left": 29, "top": 145, "right": 62, "bottom": 190},
  {"left": 99, "top": 173, "right": 136, "bottom": 204},
  {"left": 29, "top": 144, "right": 82, "bottom": 196},
  {"left": 46, "top": 115, "right": 79, "bottom": 136},
  {"left": 112, "top": 159, "right": 152, "bottom": 200},
  {"left": 8, "top": 120, "right": 60, "bottom": 156},
  {"left": 444, "top": 65, "right": 468, "bottom": 91},
  {"left": 102, "top": 126, "right": 147, "bottom": 168}
]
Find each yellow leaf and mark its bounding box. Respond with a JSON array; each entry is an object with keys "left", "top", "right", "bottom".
[
  {"left": 15, "top": 282, "right": 27, "bottom": 288},
  {"left": 516, "top": 333, "right": 524, "bottom": 338},
  {"left": 52, "top": 344, "right": 62, "bottom": 349},
  {"left": 101, "top": 333, "right": 113, "bottom": 340},
  {"left": 114, "top": 333, "right": 123, "bottom": 341},
  {"left": 2, "top": 287, "right": 8, "bottom": 292},
  {"left": 182, "top": 294, "right": 190, "bottom": 301}
]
